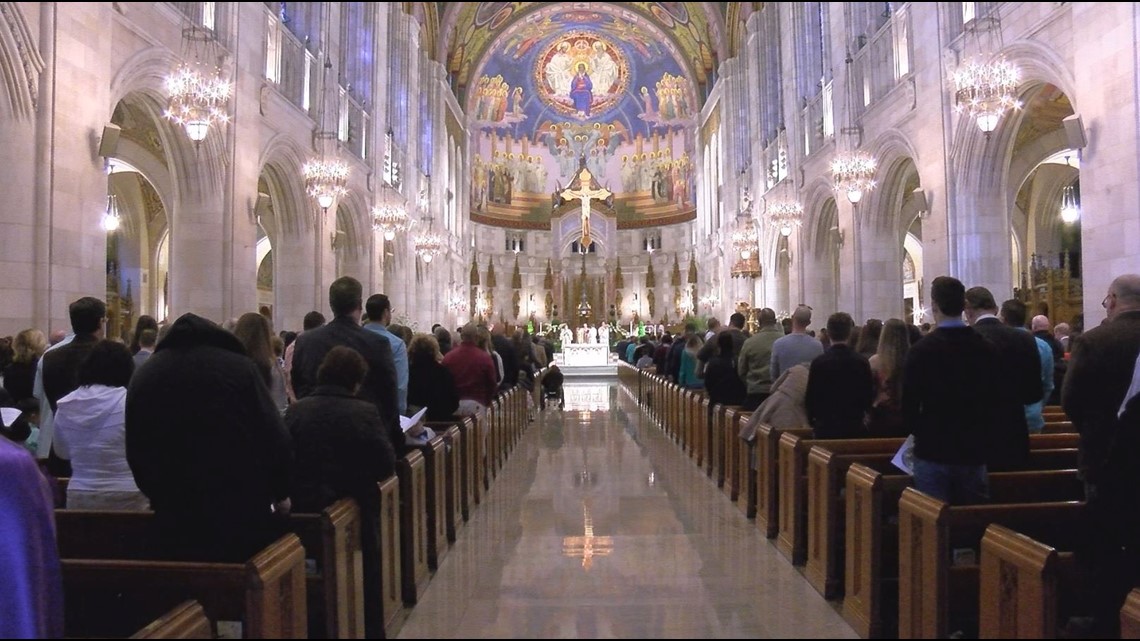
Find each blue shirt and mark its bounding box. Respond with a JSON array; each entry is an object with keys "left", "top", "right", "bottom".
[
  {"left": 363, "top": 322, "right": 408, "bottom": 414},
  {"left": 1023, "top": 329, "right": 1054, "bottom": 433}
]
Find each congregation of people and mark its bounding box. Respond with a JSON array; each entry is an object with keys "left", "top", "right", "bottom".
[{"left": 0, "top": 275, "right": 552, "bottom": 638}]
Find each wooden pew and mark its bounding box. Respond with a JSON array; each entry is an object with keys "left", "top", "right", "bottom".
[
  {"left": 441, "top": 424, "right": 463, "bottom": 542},
  {"left": 978, "top": 522, "right": 1092, "bottom": 638},
  {"left": 129, "top": 600, "right": 213, "bottom": 639},
  {"left": 412, "top": 434, "right": 449, "bottom": 571},
  {"left": 396, "top": 449, "right": 429, "bottom": 606},
  {"left": 842, "top": 449, "right": 1083, "bottom": 638},
  {"left": 376, "top": 476, "right": 403, "bottom": 635},
  {"left": 776, "top": 432, "right": 905, "bottom": 565},
  {"left": 897, "top": 488, "right": 1085, "bottom": 639},
  {"left": 55, "top": 501, "right": 363, "bottom": 639},
  {"left": 804, "top": 440, "right": 905, "bottom": 598},
  {"left": 62, "top": 534, "right": 306, "bottom": 639},
  {"left": 722, "top": 407, "right": 747, "bottom": 501},
  {"left": 736, "top": 412, "right": 757, "bottom": 518},
  {"left": 752, "top": 424, "right": 813, "bottom": 538}
]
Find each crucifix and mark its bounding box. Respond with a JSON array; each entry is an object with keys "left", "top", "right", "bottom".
[{"left": 560, "top": 167, "right": 611, "bottom": 247}]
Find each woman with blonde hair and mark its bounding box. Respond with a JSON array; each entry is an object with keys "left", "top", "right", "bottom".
[
  {"left": 233, "top": 312, "right": 288, "bottom": 413},
  {"left": 866, "top": 318, "right": 911, "bottom": 437},
  {"left": 477, "top": 326, "right": 504, "bottom": 387},
  {"left": 4, "top": 328, "right": 48, "bottom": 403},
  {"left": 407, "top": 333, "right": 460, "bottom": 421}
]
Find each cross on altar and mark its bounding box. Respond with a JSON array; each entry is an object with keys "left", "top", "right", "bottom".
[{"left": 560, "top": 167, "right": 611, "bottom": 247}]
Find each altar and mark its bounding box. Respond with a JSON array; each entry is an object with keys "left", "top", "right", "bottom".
[{"left": 559, "top": 343, "right": 611, "bottom": 367}]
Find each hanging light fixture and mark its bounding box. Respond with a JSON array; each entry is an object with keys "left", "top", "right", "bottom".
[
  {"left": 953, "top": 56, "right": 1021, "bottom": 135},
  {"left": 1060, "top": 183, "right": 1080, "bottom": 224},
  {"left": 831, "top": 152, "right": 877, "bottom": 204},
  {"left": 101, "top": 194, "right": 121, "bottom": 233},
  {"left": 371, "top": 189, "right": 410, "bottom": 241},
  {"left": 304, "top": 57, "right": 350, "bottom": 213},
  {"left": 164, "top": 25, "right": 231, "bottom": 144},
  {"left": 730, "top": 216, "right": 760, "bottom": 260},
  {"left": 414, "top": 217, "right": 444, "bottom": 263},
  {"left": 951, "top": 8, "right": 1020, "bottom": 135},
  {"left": 767, "top": 199, "right": 804, "bottom": 237}
]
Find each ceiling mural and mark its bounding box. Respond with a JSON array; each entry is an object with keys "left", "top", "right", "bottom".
[
  {"left": 440, "top": 2, "right": 724, "bottom": 91},
  {"left": 464, "top": 5, "right": 701, "bottom": 230}
]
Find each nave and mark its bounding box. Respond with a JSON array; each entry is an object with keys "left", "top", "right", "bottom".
[{"left": 397, "top": 378, "right": 858, "bottom": 639}]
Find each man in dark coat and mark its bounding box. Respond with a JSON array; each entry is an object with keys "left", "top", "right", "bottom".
[
  {"left": 291, "top": 276, "right": 405, "bottom": 457},
  {"left": 804, "top": 312, "right": 874, "bottom": 439},
  {"left": 490, "top": 325, "right": 519, "bottom": 390},
  {"left": 126, "top": 313, "right": 292, "bottom": 562},
  {"left": 965, "top": 286, "right": 1042, "bottom": 471},
  {"left": 40, "top": 296, "right": 106, "bottom": 476}
]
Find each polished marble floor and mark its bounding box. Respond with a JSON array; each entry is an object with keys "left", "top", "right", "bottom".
[{"left": 397, "top": 378, "right": 860, "bottom": 639}]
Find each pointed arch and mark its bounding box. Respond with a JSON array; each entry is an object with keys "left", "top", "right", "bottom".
[{"left": 0, "top": 2, "right": 44, "bottom": 121}]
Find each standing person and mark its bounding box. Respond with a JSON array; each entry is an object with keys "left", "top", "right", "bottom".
[
  {"left": 443, "top": 323, "right": 499, "bottom": 420},
  {"left": 865, "top": 318, "right": 910, "bottom": 438},
  {"left": 53, "top": 340, "right": 146, "bottom": 510},
  {"left": 1063, "top": 274, "right": 1140, "bottom": 498},
  {"left": 129, "top": 315, "right": 159, "bottom": 356},
  {"left": 1031, "top": 314, "right": 1066, "bottom": 405},
  {"left": 677, "top": 333, "right": 705, "bottom": 390},
  {"left": 769, "top": 305, "right": 823, "bottom": 381},
  {"left": 490, "top": 325, "right": 519, "bottom": 391},
  {"left": 38, "top": 296, "right": 107, "bottom": 476},
  {"left": 1003, "top": 300, "right": 1054, "bottom": 434},
  {"left": 132, "top": 329, "right": 157, "bottom": 369},
  {"left": 233, "top": 312, "right": 288, "bottom": 414},
  {"left": 363, "top": 294, "right": 409, "bottom": 415},
  {"left": 697, "top": 312, "right": 748, "bottom": 372},
  {"left": 407, "top": 333, "right": 460, "bottom": 422},
  {"left": 285, "top": 346, "right": 396, "bottom": 640},
  {"left": 4, "top": 328, "right": 47, "bottom": 404},
  {"left": 433, "top": 325, "right": 453, "bottom": 356},
  {"left": 291, "top": 277, "right": 405, "bottom": 456},
  {"left": 666, "top": 322, "right": 696, "bottom": 383},
  {"left": 804, "top": 312, "right": 874, "bottom": 439},
  {"left": 126, "top": 313, "right": 292, "bottom": 562},
  {"left": 737, "top": 308, "right": 784, "bottom": 410},
  {"left": 284, "top": 311, "right": 326, "bottom": 405},
  {"left": 903, "top": 277, "right": 1001, "bottom": 504},
  {"left": 703, "top": 331, "right": 746, "bottom": 407},
  {"left": 964, "top": 287, "right": 1042, "bottom": 471}
]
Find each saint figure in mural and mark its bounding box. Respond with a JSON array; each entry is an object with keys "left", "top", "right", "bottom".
[{"left": 569, "top": 63, "right": 593, "bottom": 118}]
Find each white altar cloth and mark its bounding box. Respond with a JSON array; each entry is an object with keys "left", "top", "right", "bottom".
[{"left": 560, "top": 344, "right": 610, "bottom": 367}]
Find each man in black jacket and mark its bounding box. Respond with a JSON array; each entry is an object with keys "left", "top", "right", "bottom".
[
  {"left": 126, "top": 313, "right": 292, "bottom": 562},
  {"left": 904, "top": 276, "right": 1001, "bottom": 504},
  {"left": 804, "top": 312, "right": 874, "bottom": 439},
  {"left": 964, "top": 287, "right": 1042, "bottom": 471},
  {"left": 291, "top": 276, "right": 405, "bottom": 457},
  {"left": 490, "top": 324, "right": 518, "bottom": 390},
  {"left": 40, "top": 296, "right": 106, "bottom": 476}
]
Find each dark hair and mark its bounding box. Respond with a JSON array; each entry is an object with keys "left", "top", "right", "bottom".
[
  {"left": 329, "top": 277, "right": 363, "bottom": 317},
  {"left": 233, "top": 312, "right": 275, "bottom": 384},
  {"left": 856, "top": 319, "right": 883, "bottom": 355},
  {"left": 365, "top": 294, "right": 392, "bottom": 323},
  {"left": 729, "top": 312, "right": 746, "bottom": 329},
  {"left": 431, "top": 323, "right": 442, "bottom": 333},
  {"left": 908, "top": 323, "right": 923, "bottom": 345},
  {"left": 77, "top": 340, "right": 134, "bottom": 388},
  {"left": 1001, "top": 299, "right": 1028, "bottom": 328},
  {"left": 130, "top": 315, "right": 159, "bottom": 354},
  {"left": 408, "top": 333, "right": 443, "bottom": 365},
  {"left": 826, "top": 312, "right": 855, "bottom": 343},
  {"left": 282, "top": 330, "right": 298, "bottom": 349},
  {"left": 70, "top": 296, "right": 107, "bottom": 335},
  {"left": 965, "top": 286, "right": 998, "bottom": 313},
  {"left": 759, "top": 308, "right": 777, "bottom": 326},
  {"left": 781, "top": 317, "right": 793, "bottom": 335},
  {"left": 716, "top": 330, "right": 735, "bottom": 354},
  {"left": 317, "top": 345, "right": 368, "bottom": 390},
  {"left": 302, "top": 311, "right": 326, "bottom": 331},
  {"left": 931, "top": 276, "right": 966, "bottom": 317},
  {"left": 138, "top": 328, "right": 157, "bottom": 348}
]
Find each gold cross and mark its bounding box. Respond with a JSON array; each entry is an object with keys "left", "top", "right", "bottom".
[
  {"left": 560, "top": 167, "right": 611, "bottom": 248},
  {"left": 561, "top": 498, "right": 613, "bottom": 570}
]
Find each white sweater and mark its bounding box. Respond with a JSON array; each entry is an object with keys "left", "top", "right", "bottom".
[{"left": 53, "top": 385, "right": 140, "bottom": 494}]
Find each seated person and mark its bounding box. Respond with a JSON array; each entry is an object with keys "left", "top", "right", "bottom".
[
  {"left": 285, "top": 345, "right": 397, "bottom": 640},
  {"left": 53, "top": 340, "right": 148, "bottom": 510},
  {"left": 540, "top": 364, "right": 565, "bottom": 410}
]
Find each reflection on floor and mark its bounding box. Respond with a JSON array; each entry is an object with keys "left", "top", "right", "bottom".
[{"left": 397, "top": 379, "right": 860, "bottom": 639}]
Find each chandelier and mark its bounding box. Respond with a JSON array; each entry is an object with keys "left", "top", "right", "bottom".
[
  {"left": 414, "top": 219, "right": 444, "bottom": 263},
  {"left": 730, "top": 216, "right": 760, "bottom": 259},
  {"left": 447, "top": 294, "right": 468, "bottom": 314},
  {"left": 678, "top": 288, "right": 695, "bottom": 317},
  {"left": 699, "top": 292, "right": 720, "bottom": 310},
  {"left": 953, "top": 56, "right": 1021, "bottom": 135},
  {"left": 767, "top": 199, "right": 804, "bottom": 237},
  {"left": 1060, "top": 183, "right": 1080, "bottom": 224},
  {"left": 372, "top": 198, "right": 409, "bottom": 241},
  {"left": 831, "top": 152, "right": 877, "bottom": 204},
  {"left": 304, "top": 158, "right": 350, "bottom": 211},
  {"left": 164, "top": 26, "right": 231, "bottom": 143}
]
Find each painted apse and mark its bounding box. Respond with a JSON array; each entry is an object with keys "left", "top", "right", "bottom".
[{"left": 463, "top": 4, "right": 701, "bottom": 231}]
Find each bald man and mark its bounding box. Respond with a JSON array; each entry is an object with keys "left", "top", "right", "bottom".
[{"left": 1063, "top": 275, "right": 1140, "bottom": 632}]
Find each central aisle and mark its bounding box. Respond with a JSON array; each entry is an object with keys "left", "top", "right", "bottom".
[{"left": 397, "top": 378, "right": 859, "bottom": 639}]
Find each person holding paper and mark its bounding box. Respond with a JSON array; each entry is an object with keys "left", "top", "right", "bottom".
[{"left": 285, "top": 345, "right": 395, "bottom": 640}]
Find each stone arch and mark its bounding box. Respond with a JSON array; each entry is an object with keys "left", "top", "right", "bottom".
[
  {"left": 257, "top": 134, "right": 310, "bottom": 238},
  {"left": 335, "top": 190, "right": 370, "bottom": 259},
  {"left": 0, "top": 2, "right": 44, "bottom": 121}
]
